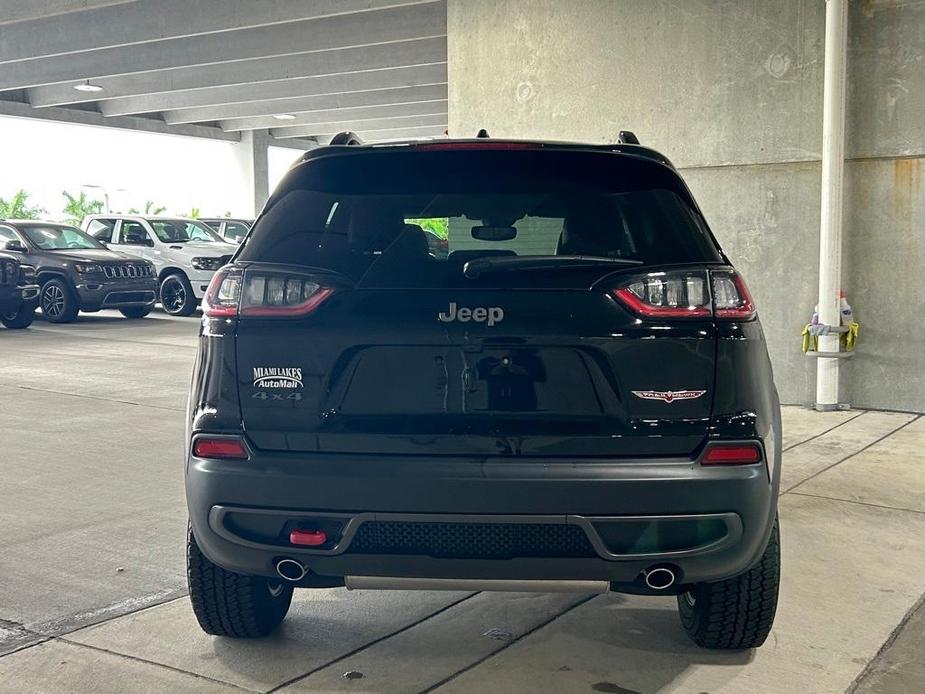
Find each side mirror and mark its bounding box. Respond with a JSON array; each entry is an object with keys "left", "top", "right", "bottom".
[
  {"left": 145, "top": 238, "right": 155, "bottom": 248},
  {"left": 3, "top": 240, "right": 27, "bottom": 253}
]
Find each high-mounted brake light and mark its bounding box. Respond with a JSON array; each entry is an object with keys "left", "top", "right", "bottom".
[
  {"left": 193, "top": 437, "right": 249, "bottom": 460},
  {"left": 202, "top": 266, "right": 333, "bottom": 319},
  {"left": 702, "top": 443, "right": 762, "bottom": 465},
  {"left": 414, "top": 141, "right": 540, "bottom": 151}
]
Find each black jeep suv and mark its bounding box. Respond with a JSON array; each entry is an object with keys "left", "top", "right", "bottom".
[
  {"left": 0, "top": 221, "right": 157, "bottom": 323},
  {"left": 0, "top": 251, "right": 39, "bottom": 329},
  {"left": 185, "top": 136, "right": 782, "bottom": 649}
]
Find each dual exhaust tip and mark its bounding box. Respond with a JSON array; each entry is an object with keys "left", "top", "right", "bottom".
[
  {"left": 276, "top": 558, "right": 307, "bottom": 582},
  {"left": 643, "top": 566, "right": 677, "bottom": 590}
]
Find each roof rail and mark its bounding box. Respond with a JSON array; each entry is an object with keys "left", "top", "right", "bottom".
[
  {"left": 329, "top": 131, "right": 364, "bottom": 146},
  {"left": 617, "top": 130, "right": 640, "bottom": 145},
  {"left": 476, "top": 129, "right": 490, "bottom": 138}
]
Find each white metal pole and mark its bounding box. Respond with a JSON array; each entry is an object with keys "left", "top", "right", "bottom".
[{"left": 816, "top": 0, "right": 848, "bottom": 411}]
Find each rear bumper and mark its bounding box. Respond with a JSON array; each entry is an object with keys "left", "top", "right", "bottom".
[{"left": 186, "top": 444, "right": 780, "bottom": 590}]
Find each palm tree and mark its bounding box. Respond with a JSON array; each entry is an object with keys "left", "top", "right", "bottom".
[
  {"left": 0, "top": 190, "right": 45, "bottom": 219},
  {"left": 128, "top": 200, "right": 166, "bottom": 215},
  {"left": 61, "top": 190, "right": 104, "bottom": 226}
]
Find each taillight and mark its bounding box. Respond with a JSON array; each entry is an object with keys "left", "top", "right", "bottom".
[
  {"left": 612, "top": 269, "right": 756, "bottom": 321},
  {"left": 701, "top": 442, "right": 762, "bottom": 465},
  {"left": 711, "top": 270, "right": 756, "bottom": 320},
  {"left": 613, "top": 270, "right": 711, "bottom": 318},
  {"left": 202, "top": 266, "right": 242, "bottom": 317},
  {"left": 202, "top": 266, "right": 333, "bottom": 319},
  {"left": 193, "top": 437, "right": 249, "bottom": 460}
]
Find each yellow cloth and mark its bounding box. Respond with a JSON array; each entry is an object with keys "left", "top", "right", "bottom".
[
  {"left": 801, "top": 324, "right": 817, "bottom": 353},
  {"left": 801, "top": 322, "right": 859, "bottom": 353},
  {"left": 841, "top": 322, "right": 859, "bottom": 351}
]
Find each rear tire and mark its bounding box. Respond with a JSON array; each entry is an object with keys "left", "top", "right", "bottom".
[
  {"left": 677, "top": 517, "right": 780, "bottom": 649},
  {"left": 120, "top": 306, "right": 153, "bottom": 319},
  {"left": 40, "top": 278, "right": 80, "bottom": 323},
  {"left": 1, "top": 303, "right": 35, "bottom": 329},
  {"left": 186, "top": 524, "right": 293, "bottom": 638},
  {"left": 160, "top": 273, "right": 197, "bottom": 316}
]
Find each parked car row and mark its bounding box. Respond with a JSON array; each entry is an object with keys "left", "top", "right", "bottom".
[{"left": 0, "top": 215, "right": 244, "bottom": 327}]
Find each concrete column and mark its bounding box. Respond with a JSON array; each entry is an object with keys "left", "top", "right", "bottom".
[
  {"left": 233, "top": 129, "right": 270, "bottom": 216},
  {"left": 815, "top": 0, "right": 848, "bottom": 411}
]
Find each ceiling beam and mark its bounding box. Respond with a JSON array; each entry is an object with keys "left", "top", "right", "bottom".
[
  {"left": 99, "top": 64, "right": 446, "bottom": 117},
  {"left": 267, "top": 113, "right": 446, "bottom": 139},
  {"left": 0, "top": 1, "right": 130, "bottom": 26},
  {"left": 310, "top": 124, "right": 447, "bottom": 143},
  {"left": 268, "top": 136, "right": 319, "bottom": 151},
  {"left": 0, "top": 98, "right": 238, "bottom": 141},
  {"left": 0, "top": 0, "right": 437, "bottom": 63},
  {"left": 167, "top": 83, "right": 447, "bottom": 125},
  {"left": 0, "top": 2, "right": 446, "bottom": 90},
  {"left": 221, "top": 100, "right": 448, "bottom": 133},
  {"left": 27, "top": 37, "right": 446, "bottom": 108}
]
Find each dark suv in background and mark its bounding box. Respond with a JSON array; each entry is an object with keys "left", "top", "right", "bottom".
[
  {"left": 185, "top": 135, "right": 782, "bottom": 650},
  {"left": 0, "top": 250, "right": 39, "bottom": 329},
  {"left": 0, "top": 221, "right": 157, "bottom": 323}
]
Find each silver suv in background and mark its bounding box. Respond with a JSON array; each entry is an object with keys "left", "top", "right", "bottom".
[
  {"left": 199, "top": 218, "right": 253, "bottom": 244},
  {"left": 83, "top": 215, "right": 238, "bottom": 316}
]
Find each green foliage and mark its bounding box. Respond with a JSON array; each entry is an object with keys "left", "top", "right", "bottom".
[
  {"left": 61, "top": 190, "right": 104, "bottom": 226},
  {"left": 409, "top": 217, "right": 448, "bottom": 239},
  {"left": 128, "top": 200, "right": 166, "bottom": 215},
  {"left": 0, "top": 190, "right": 45, "bottom": 220},
  {"left": 180, "top": 207, "right": 201, "bottom": 219}
]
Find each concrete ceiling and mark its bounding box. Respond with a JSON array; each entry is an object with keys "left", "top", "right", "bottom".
[{"left": 0, "top": 0, "right": 448, "bottom": 144}]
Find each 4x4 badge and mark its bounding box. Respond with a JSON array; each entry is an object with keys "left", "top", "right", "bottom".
[{"left": 632, "top": 389, "right": 706, "bottom": 403}]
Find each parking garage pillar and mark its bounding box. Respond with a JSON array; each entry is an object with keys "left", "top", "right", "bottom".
[
  {"left": 233, "top": 129, "right": 270, "bottom": 217},
  {"left": 815, "top": 0, "right": 848, "bottom": 411}
]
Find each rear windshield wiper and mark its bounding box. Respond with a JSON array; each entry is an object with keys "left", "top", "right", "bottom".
[{"left": 463, "top": 255, "right": 643, "bottom": 278}]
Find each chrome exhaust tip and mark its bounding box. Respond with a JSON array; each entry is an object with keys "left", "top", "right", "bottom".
[
  {"left": 644, "top": 566, "right": 676, "bottom": 590},
  {"left": 276, "top": 558, "right": 307, "bottom": 582}
]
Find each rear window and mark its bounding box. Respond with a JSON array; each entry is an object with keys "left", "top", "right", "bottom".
[{"left": 240, "top": 149, "right": 721, "bottom": 288}]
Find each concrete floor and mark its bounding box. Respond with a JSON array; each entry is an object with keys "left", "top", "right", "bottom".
[{"left": 0, "top": 311, "right": 923, "bottom": 693}]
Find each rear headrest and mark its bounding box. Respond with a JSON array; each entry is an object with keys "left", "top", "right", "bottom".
[
  {"left": 347, "top": 206, "right": 404, "bottom": 251},
  {"left": 557, "top": 211, "right": 612, "bottom": 256},
  {"left": 398, "top": 223, "right": 430, "bottom": 257}
]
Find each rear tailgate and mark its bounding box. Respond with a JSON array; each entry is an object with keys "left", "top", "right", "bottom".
[
  {"left": 233, "top": 146, "right": 723, "bottom": 459},
  {"left": 237, "top": 286, "right": 715, "bottom": 457}
]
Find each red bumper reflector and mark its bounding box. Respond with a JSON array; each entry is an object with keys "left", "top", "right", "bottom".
[
  {"left": 193, "top": 437, "right": 248, "bottom": 460},
  {"left": 290, "top": 529, "right": 328, "bottom": 546},
  {"left": 702, "top": 443, "right": 762, "bottom": 465}
]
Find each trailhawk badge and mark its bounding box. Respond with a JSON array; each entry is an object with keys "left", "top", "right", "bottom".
[
  {"left": 253, "top": 367, "right": 303, "bottom": 389},
  {"left": 632, "top": 389, "right": 706, "bottom": 403}
]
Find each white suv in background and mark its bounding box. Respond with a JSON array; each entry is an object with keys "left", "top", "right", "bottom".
[{"left": 83, "top": 215, "right": 238, "bottom": 316}]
